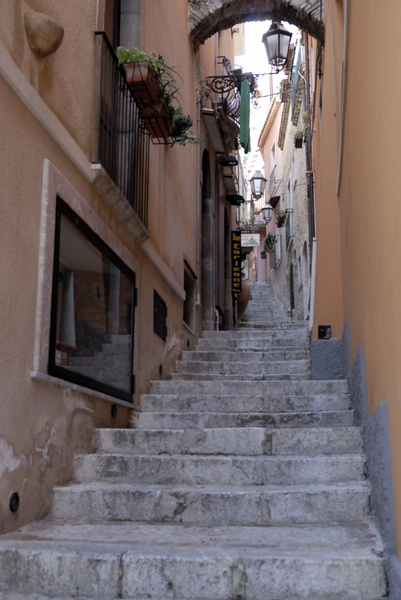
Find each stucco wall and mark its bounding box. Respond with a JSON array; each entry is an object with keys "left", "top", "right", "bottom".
[
  {"left": 311, "top": 0, "right": 344, "bottom": 340},
  {"left": 0, "top": 0, "right": 239, "bottom": 534},
  {"left": 0, "top": 82, "right": 134, "bottom": 533},
  {"left": 313, "top": 0, "right": 401, "bottom": 561}
]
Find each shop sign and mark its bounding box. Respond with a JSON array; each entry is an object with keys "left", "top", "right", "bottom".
[
  {"left": 241, "top": 233, "right": 260, "bottom": 247},
  {"left": 231, "top": 231, "right": 242, "bottom": 294}
]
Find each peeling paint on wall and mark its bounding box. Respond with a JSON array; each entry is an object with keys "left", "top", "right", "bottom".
[{"left": 0, "top": 439, "right": 24, "bottom": 478}]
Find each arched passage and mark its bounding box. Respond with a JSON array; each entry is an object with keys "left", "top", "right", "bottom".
[{"left": 189, "top": 0, "right": 324, "bottom": 48}]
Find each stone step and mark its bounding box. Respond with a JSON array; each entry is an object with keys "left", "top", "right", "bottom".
[
  {"left": 51, "top": 481, "right": 371, "bottom": 525},
  {"left": 149, "top": 378, "right": 348, "bottom": 395},
  {"left": 91, "top": 426, "right": 362, "bottom": 456},
  {"left": 170, "top": 371, "right": 309, "bottom": 381},
  {"left": 180, "top": 348, "right": 310, "bottom": 361},
  {"left": 174, "top": 359, "right": 311, "bottom": 376},
  {"left": 197, "top": 337, "right": 310, "bottom": 350},
  {"left": 70, "top": 453, "right": 365, "bottom": 487},
  {"left": 200, "top": 328, "right": 309, "bottom": 340},
  {"left": 239, "top": 321, "right": 298, "bottom": 329},
  {"left": 139, "top": 392, "right": 351, "bottom": 413},
  {"left": 131, "top": 409, "right": 354, "bottom": 429},
  {"left": 0, "top": 521, "right": 385, "bottom": 599}
]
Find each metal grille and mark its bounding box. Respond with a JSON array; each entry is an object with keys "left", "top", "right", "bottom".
[{"left": 94, "top": 32, "right": 149, "bottom": 229}]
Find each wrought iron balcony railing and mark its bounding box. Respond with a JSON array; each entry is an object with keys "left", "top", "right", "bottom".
[
  {"left": 94, "top": 32, "right": 149, "bottom": 229},
  {"left": 204, "top": 56, "right": 258, "bottom": 123}
]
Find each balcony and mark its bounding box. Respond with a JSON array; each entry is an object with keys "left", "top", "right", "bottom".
[
  {"left": 202, "top": 57, "right": 257, "bottom": 153},
  {"left": 92, "top": 32, "right": 150, "bottom": 240}
]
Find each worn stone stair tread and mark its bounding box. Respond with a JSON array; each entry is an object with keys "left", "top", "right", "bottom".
[
  {"left": 51, "top": 483, "right": 370, "bottom": 525},
  {"left": 0, "top": 597, "right": 386, "bottom": 600},
  {"left": 0, "top": 519, "right": 383, "bottom": 556},
  {"left": 149, "top": 379, "right": 349, "bottom": 393},
  {"left": 0, "top": 521, "right": 386, "bottom": 599},
  {"left": 132, "top": 409, "right": 354, "bottom": 429},
  {"left": 54, "top": 479, "right": 370, "bottom": 493},
  {"left": 91, "top": 426, "right": 362, "bottom": 455},
  {"left": 180, "top": 349, "right": 311, "bottom": 360},
  {"left": 170, "top": 372, "right": 309, "bottom": 381},
  {"left": 69, "top": 455, "right": 365, "bottom": 489},
  {"left": 139, "top": 393, "right": 351, "bottom": 412}
]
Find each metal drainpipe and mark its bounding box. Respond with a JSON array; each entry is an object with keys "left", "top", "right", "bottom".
[
  {"left": 301, "top": 35, "right": 316, "bottom": 258},
  {"left": 301, "top": 34, "right": 317, "bottom": 330},
  {"left": 336, "top": 0, "right": 350, "bottom": 194},
  {"left": 196, "top": 49, "right": 202, "bottom": 311}
]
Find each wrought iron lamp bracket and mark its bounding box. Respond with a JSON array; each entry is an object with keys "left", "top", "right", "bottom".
[{"left": 205, "top": 73, "right": 258, "bottom": 96}]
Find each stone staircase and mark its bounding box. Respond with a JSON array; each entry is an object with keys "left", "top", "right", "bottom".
[{"left": 0, "top": 282, "right": 387, "bottom": 599}]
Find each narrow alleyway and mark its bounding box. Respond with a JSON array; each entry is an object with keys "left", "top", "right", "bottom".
[{"left": 0, "top": 282, "right": 387, "bottom": 599}]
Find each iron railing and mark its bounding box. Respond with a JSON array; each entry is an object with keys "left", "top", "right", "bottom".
[
  {"left": 204, "top": 56, "right": 257, "bottom": 123},
  {"left": 94, "top": 32, "right": 149, "bottom": 229}
]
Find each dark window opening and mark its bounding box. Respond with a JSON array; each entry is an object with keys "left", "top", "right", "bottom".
[
  {"left": 183, "top": 261, "right": 197, "bottom": 331},
  {"left": 49, "top": 198, "right": 135, "bottom": 402},
  {"left": 154, "top": 290, "right": 167, "bottom": 341}
]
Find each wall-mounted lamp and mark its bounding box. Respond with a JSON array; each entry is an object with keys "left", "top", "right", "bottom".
[
  {"left": 249, "top": 170, "right": 267, "bottom": 199},
  {"left": 262, "top": 22, "right": 292, "bottom": 73},
  {"left": 261, "top": 203, "right": 274, "bottom": 223},
  {"left": 227, "top": 194, "right": 245, "bottom": 206},
  {"left": 218, "top": 155, "right": 238, "bottom": 167}
]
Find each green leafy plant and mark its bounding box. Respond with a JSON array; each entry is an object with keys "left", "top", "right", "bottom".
[
  {"left": 171, "top": 107, "right": 202, "bottom": 145},
  {"left": 263, "top": 233, "right": 276, "bottom": 253},
  {"left": 115, "top": 46, "right": 200, "bottom": 145}
]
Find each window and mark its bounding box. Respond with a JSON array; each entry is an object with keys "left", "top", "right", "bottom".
[
  {"left": 49, "top": 198, "right": 136, "bottom": 402},
  {"left": 272, "top": 232, "right": 282, "bottom": 269},
  {"left": 183, "top": 261, "right": 196, "bottom": 332},
  {"left": 154, "top": 290, "right": 167, "bottom": 341}
]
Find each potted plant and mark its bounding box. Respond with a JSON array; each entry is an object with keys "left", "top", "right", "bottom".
[
  {"left": 115, "top": 47, "right": 177, "bottom": 105},
  {"left": 141, "top": 101, "right": 173, "bottom": 139},
  {"left": 116, "top": 46, "right": 199, "bottom": 145},
  {"left": 263, "top": 233, "right": 276, "bottom": 253}
]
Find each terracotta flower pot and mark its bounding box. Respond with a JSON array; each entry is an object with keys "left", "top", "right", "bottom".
[
  {"left": 141, "top": 100, "right": 173, "bottom": 139},
  {"left": 124, "top": 61, "right": 162, "bottom": 105}
]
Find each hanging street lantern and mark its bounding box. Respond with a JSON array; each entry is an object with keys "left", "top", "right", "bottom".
[
  {"left": 262, "top": 22, "right": 292, "bottom": 71},
  {"left": 249, "top": 170, "right": 267, "bottom": 200},
  {"left": 261, "top": 203, "right": 274, "bottom": 223}
]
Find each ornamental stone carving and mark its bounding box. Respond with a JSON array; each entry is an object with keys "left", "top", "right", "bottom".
[{"left": 24, "top": 12, "right": 64, "bottom": 58}]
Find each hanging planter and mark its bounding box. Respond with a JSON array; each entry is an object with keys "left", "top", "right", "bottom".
[
  {"left": 116, "top": 46, "right": 201, "bottom": 146},
  {"left": 123, "top": 61, "right": 163, "bottom": 105},
  {"left": 141, "top": 100, "right": 173, "bottom": 139}
]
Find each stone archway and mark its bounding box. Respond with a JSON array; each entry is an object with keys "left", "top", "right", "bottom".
[{"left": 188, "top": 0, "right": 324, "bottom": 48}]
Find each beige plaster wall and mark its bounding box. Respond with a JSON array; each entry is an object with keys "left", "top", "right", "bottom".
[
  {"left": 311, "top": 3, "right": 344, "bottom": 340},
  {"left": 314, "top": 0, "right": 401, "bottom": 555},
  {"left": 0, "top": 0, "right": 102, "bottom": 156},
  {"left": 0, "top": 77, "right": 133, "bottom": 533},
  {"left": 0, "top": 0, "right": 200, "bottom": 533},
  {"left": 337, "top": 1, "right": 401, "bottom": 554}
]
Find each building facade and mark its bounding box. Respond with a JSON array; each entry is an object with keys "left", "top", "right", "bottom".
[
  {"left": 0, "top": 0, "right": 243, "bottom": 533},
  {"left": 3, "top": 1, "right": 401, "bottom": 594}
]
